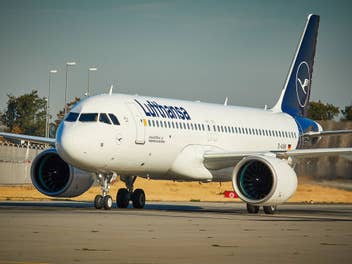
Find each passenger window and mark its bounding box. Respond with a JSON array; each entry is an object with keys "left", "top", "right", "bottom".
[
  {"left": 108, "top": 113, "right": 120, "bottom": 125},
  {"left": 79, "top": 113, "right": 98, "bottom": 122},
  {"left": 99, "top": 113, "right": 111, "bottom": 124},
  {"left": 176, "top": 122, "right": 179, "bottom": 129},
  {"left": 65, "top": 112, "right": 79, "bottom": 122},
  {"left": 148, "top": 120, "right": 151, "bottom": 126},
  {"left": 160, "top": 121, "right": 163, "bottom": 128},
  {"left": 152, "top": 120, "right": 155, "bottom": 127},
  {"left": 224, "top": 126, "right": 228, "bottom": 133},
  {"left": 187, "top": 123, "right": 190, "bottom": 130},
  {"left": 208, "top": 125, "right": 211, "bottom": 131}
]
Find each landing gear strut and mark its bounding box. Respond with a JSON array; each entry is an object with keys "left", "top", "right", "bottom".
[
  {"left": 116, "top": 176, "right": 146, "bottom": 209},
  {"left": 94, "top": 173, "right": 116, "bottom": 210}
]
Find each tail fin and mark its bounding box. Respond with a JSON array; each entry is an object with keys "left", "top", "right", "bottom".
[{"left": 272, "top": 14, "right": 320, "bottom": 117}]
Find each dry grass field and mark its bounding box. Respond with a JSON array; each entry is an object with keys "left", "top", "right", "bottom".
[{"left": 0, "top": 177, "right": 352, "bottom": 203}]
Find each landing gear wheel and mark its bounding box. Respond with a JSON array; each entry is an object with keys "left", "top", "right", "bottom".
[
  {"left": 132, "top": 189, "right": 146, "bottom": 209},
  {"left": 103, "top": 195, "right": 113, "bottom": 210},
  {"left": 263, "top": 205, "right": 277, "bottom": 215},
  {"left": 116, "top": 188, "right": 130, "bottom": 208},
  {"left": 94, "top": 195, "right": 103, "bottom": 209},
  {"left": 246, "top": 203, "right": 259, "bottom": 214}
]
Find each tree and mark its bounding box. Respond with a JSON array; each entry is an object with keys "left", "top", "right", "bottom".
[
  {"left": 341, "top": 105, "right": 352, "bottom": 121},
  {"left": 1, "top": 90, "right": 47, "bottom": 136},
  {"left": 51, "top": 97, "right": 81, "bottom": 136},
  {"left": 307, "top": 100, "right": 339, "bottom": 120}
]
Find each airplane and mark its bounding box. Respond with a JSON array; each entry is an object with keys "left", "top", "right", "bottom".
[{"left": 1, "top": 14, "right": 351, "bottom": 214}]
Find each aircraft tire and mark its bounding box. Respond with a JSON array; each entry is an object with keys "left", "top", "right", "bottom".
[
  {"left": 132, "top": 189, "right": 146, "bottom": 209},
  {"left": 263, "top": 205, "right": 277, "bottom": 214},
  {"left": 103, "top": 195, "right": 113, "bottom": 210},
  {"left": 94, "top": 195, "right": 103, "bottom": 209},
  {"left": 116, "top": 188, "right": 129, "bottom": 208},
  {"left": 246, "top": 203, "right": 259, "bottom": 214}
]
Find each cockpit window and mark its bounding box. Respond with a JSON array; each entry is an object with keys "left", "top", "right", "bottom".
[
  {"left": 108, "top": 113, "right": 120, "bottom": 125},
  {"left": 65, "top": 112, "right": 79, "bottom": 122},
  {"left": 99, "top": 113, "right": 111, "bottom": 124},
  {"left": 79, "top": 113, "right": 98, "bottom": 122}
]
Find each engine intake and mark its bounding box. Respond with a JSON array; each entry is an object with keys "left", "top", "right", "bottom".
[
  {"left": 31, "top": 149, "right": 94, "bottom": 197},
  {"left": 232, "top": 155, "right": 297, "bottom": 206}
]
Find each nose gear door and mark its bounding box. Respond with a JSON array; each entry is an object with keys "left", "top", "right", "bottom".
[{"left": 126, "top": 102, "right": 146, "bottom": 144}]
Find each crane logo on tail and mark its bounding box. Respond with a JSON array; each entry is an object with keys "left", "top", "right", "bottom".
[{"left": 295, "top": 61, "right": 311, "bottom": 107}]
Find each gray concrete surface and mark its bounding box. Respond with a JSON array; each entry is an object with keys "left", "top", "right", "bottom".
[{"left": 0, "top": 201, "right": 351, "bottom": 264}]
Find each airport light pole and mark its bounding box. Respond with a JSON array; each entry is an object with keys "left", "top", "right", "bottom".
[
  {"left": 87, "top": 67, "right": 98, "bottom": 96},
  {"left": 46, "top": 69, "right": 58, "bottom": 138},
  {"left": 65, "top": 61, "right": 76, "bottom": 115}
]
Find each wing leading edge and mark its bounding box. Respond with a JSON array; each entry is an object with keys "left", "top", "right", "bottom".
[
  {"left": 203, "top": 148, "right": 352, "bottom": 170},
  {"left": 0, "top": 132, "right": 55, "bottom": 146}
]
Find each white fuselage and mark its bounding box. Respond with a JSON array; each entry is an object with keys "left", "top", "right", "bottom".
[{"left": 56, "top": 93, "right": 299, "bottom": 182}]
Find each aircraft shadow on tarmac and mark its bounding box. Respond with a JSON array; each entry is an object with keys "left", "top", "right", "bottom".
[{"left": 0, "top": 201, "right": 351, "bottom": 222}]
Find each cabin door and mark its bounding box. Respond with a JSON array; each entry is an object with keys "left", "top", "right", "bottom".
[{"left": 126, "top": 102, "right": 146, "bottom": 144}]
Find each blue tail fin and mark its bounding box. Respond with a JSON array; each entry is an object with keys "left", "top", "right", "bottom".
[{"left": 272, "top": 14, "right": 320, "bottom": 117}]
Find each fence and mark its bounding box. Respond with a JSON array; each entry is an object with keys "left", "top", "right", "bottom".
[{"left": 0, "top": 142, "right": 47, "bottom": 184}]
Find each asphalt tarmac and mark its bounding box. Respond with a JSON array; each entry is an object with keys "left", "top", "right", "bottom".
[{"left": 0, "top": 201, "right": 351, "bottom": 264}]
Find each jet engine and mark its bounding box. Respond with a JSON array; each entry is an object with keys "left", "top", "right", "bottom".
[
  {"left": 31, "top": 148, "right": 95, "bottom": 197},
  {"left": 232, "top": 155, "right": 297, "bottom": 206}
]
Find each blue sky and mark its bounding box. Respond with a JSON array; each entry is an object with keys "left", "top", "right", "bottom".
[{"left": 0, "top": 0, "right": 351, "bottom": 118}]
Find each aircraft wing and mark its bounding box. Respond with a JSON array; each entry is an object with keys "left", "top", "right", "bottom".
[
  {"left": 303, "top": 129, "right": 352, "bottom": 137},
  {"left": 203, "top": 151, "right": 269, "bottom": 170},
  {"left": 275, "top": 148, "right": 352, "bottom": 160},
  {"left": 0, "top": 132, "right": 56, "bottom": 146},
  {"left": 203, "top": 148, "right": 352, "bottom": 170}
]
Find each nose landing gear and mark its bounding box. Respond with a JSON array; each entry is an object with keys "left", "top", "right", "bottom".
[
  {"left": 116, "top": 176, "right": 146, "bottom": 209},
  {"left": 94, "top": 173, "right": 115, "bottom": 210}
]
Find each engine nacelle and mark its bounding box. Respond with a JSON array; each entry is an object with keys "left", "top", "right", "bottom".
[
  {"left": 232, "top": 155, "right": 297, "bottom": 206},
  {"left": 31, "top": 148, "right": 95, "bottom": 197}
]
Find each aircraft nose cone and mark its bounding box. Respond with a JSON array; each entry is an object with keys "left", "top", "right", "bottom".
[{"left": 56, "top": 122, "right": 77, "bottom": 163}]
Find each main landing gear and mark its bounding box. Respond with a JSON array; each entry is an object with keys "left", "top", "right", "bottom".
[
  {"left": 246, "top": 203, "right": 277, "bottom": 215},
  {"left": 116, "top": 176, "right": 146, "bottom": 209},
  {"left": 93, "top": 174, "right": 146, "bottom": 210},
  {"left": 94, "top": 173, "right": 115, "bottom": 210}
]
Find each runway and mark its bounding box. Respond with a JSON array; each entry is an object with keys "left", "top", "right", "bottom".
[{"left": 0, "top": 201, "right": 351, "bottom": 264}]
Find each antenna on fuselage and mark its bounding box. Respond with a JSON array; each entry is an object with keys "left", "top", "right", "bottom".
[
  {"left": 224, "top": 97, "right": 229, "bottom": 106},
  {"left": 108, "top": 85, "right": 113, "bottom": 95}
]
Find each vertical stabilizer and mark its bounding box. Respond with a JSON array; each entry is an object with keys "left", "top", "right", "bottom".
[{"left": 272, "top": 14, "right": 320, "bottom": 117}]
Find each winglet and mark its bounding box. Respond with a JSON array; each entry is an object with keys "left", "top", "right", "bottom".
[
  {"left": 224, "top": 97, "right": 229, "bottom": 106},
  {"left": 109, "top": 85, "right": 113, "bottom": 95}
]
